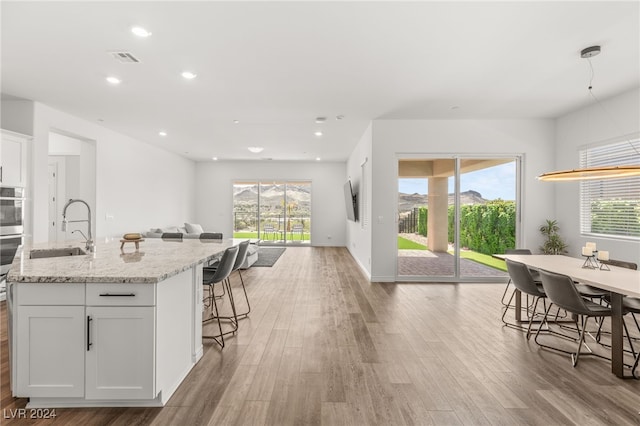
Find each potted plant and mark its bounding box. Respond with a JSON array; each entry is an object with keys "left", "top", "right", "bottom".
[{"left": 539, "top": 219, "right": 568, "bottom": 254}]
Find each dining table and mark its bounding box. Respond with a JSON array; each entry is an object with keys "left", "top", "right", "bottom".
[{"left": 498, "top": 254, "right": 640, "bottom": 378}]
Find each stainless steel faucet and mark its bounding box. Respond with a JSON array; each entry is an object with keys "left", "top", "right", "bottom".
[{"left": 62, "top": 199, "right": 94, "bottom": 252}]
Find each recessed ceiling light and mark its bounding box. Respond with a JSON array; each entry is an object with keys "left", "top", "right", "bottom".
[
  {"left": 315, "top": 117, "right": 327, "bottom": 124},
  {"left": 233, "top": 120, "right": 240, "bottom": 124},
  {"left": 106, "top": 76, "right": 121, "bottom": 85},
  {"left": 336, "top": 115, "right": 345, "bottom": 120},
  {"left": 451, "top": 106, "right": 460, "bottom": 110},
  {"left": 131, "top": 26, "right": 152, "bottom": 37},
  {"left": 181, "top": 71, "right": 197, "bottom": 79},
  {"left": 212, "top": 156, "right": 218, "bottom": 161},
  {"left": 158, "top": 131, "right": 167, "bottom": 137},
  {"left": 314, "top": 131, "right": 323, "bottom": 137},
  {"left": 316, "top": 157, "right": 321, "bottom": 161},
  {"left": 248, "top": 146, "right": 264, "bottom": 153}
]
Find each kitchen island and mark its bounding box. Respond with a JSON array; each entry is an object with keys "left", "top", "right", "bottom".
[{"left": 6, "top": 238, "right": 235, "bottom": 408}]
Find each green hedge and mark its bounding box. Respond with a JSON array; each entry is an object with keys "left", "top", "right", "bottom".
[
  {"left": 418, "top": 207, "right": 428, "bottom": 236},
  {"left": 417, "top": 200, "right": 516, "bottom": 255},
  {"left": 590, "top": 200, "right": 640, "bottom": 237}
]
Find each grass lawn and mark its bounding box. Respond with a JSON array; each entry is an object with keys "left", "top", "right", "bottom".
[
  {"left": 398, "top": 236, "right": 428, "bottom": 250},
  {"left": 233, "top": 232, "right": 259, "bottom": 239},
  {"left": 233, "top": 231, "right": 309, "bottom": 241},
  {"left": 455, "top": 250, "right": 507, "bottom": 271}
]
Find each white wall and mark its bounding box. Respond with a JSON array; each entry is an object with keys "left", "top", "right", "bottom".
[
  {"left": 194, "top": 160, "right": 346, "bottom": 246},
  {"left": 346, "top": 123, "right": 373, "bottom": 278},
  {"left": 1, "top": 100, "right": 34, "bottom": 136},
  {"left": 24, "top": 102, "right": 196, "bottom": 242},
  {"left": 369, "top": 119, "right": 556, "bottom": 281},
  {"left": 555, "top": 87, "right": 640, "bottom": 263}
]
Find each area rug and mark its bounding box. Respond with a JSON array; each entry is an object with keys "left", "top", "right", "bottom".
[{"left": 253, "top": 247, "right": 286, "bottom": 267}]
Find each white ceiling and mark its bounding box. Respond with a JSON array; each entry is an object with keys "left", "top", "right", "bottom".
[{"left": 1, "top": 1, "right": 639, "bottom": 162}]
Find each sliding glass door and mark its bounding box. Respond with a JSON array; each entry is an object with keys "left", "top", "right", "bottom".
[
  {"left": 397, "top": 156, "right": 519, "bottom": 281},
  {"left": 233, "top": 180, "right": 311, "bottom": 245}
]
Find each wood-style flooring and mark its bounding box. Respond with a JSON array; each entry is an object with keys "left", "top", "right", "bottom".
[{"left": 2, "top": 246, "right": 640, "bottom": 425}]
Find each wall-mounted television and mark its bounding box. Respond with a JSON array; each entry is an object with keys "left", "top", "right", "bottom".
[{"left": 344, "top": 180, "right": 358, "bottom": 221}]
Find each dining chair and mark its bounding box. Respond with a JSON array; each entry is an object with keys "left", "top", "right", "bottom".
[
  {"left": 622, "top": 296, "right": 640, "bottom": 378},
  {"left": 290, "top": 224, "right": 304, "bottom": 242},
  {"left": 595, "top": 259, "right": 639, "bottom": 377},
  {"left": 535, "top": 269, "right": 613, "bottom": 367},
  {"left": 202, "top": 245, "right": 239, "bottom": 348},
  {"left": 501, "top": 249, "right": 538, "bottom": 307},
  {"left": 263, "top": 224, "right": 276, "bottom": 240},
  {"left": 502, "top": 259, "right": 547, "bottom": 338}
]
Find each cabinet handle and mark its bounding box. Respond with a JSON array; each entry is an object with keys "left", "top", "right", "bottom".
[
  {"left": 87, "top": 316, "right": 92, "bottom": 351},
  {"left": 0, "top": 166, "right": 3, "bottom": 183},
  {"left": 99, "top": 293, "right": 136, "bottom": 297}
]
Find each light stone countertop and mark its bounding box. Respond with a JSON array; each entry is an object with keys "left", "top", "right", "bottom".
[{"left": 7, "top": 238, "right": 239, "bottom": 284}]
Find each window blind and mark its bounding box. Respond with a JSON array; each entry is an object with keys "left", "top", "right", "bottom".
[{"left": 579, "top": 139, "right": 640, "bottom": 238}]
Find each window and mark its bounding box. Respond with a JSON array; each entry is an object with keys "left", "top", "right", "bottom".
[
  {"left": 232, "top": 180, "right": 311, "bottom": 244},
  {"left": 579, "top": 139, "right": 640, "bottom": 239}
]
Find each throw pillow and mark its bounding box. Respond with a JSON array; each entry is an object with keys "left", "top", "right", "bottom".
[{"left": 185, "top": 223, "right": 204, "bottom": 234}]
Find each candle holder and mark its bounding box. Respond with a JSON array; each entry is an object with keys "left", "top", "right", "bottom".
[
  {"left": 582, "top": 254, "right": 598, "bottom": 269},
  {"left": 599, "top": 261, "right": 610, "bottom": 271}
]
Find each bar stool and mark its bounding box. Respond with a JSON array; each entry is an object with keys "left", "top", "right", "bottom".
[
  {"left": 202, "top": 245, "right": 238, "bottom": 348},
  {"left": 204, "top": 240, "right": 251, "bottom": 318}
]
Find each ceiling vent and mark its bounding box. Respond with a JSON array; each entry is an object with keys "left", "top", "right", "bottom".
[{"left": 110, "top": 51, "right": 141, "bottom": 63}]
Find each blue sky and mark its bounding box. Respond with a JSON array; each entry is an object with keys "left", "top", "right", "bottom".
[{"left": 398, "top": 162, "right": 516, "bottom": 200}]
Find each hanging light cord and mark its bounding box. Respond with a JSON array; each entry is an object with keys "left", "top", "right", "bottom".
[{"left": 587, "top": 58, "right": 640, "bottom": 157}]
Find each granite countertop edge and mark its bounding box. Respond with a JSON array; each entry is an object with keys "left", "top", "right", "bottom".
[{"left": 7, "top": 241, "right": 225, "bottom": 284}]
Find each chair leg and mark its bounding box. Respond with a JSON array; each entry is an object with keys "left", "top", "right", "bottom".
[
  {"left": 224, "top": 278, "right": 239, "bottom": 333},
  {"left": 572, "top": 316, "right": 589, "bottom": 367},
  {"left": 208, "top": 279, "right": 240, "bottom": 332},
  {"left": 202, "top": 283, "right": 212, "bottom": 308},
  {"left": 234, "top": 269, "right": 251, "bottom": 318},
  {"left": 202, "top": 290, "right": 225, "bottom": 348},
  {"left": 525, "top": 297, "right": 541, "bottom": 340},
  {"left": 500, "top": 280, "right": 512, "bottom": 307},
  {"left": 501, "top": 287, "right": 517, "bottom": 325}
]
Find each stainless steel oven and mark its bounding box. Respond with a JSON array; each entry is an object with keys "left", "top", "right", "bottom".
[
  {"left": 1, "top": 234, "right": 22, "bottom": 275},
  {"left": 1, "top": 186, "right": 25, "bottom": 275},
  {"left": 1, "top": 186, "right": 24, "bottom": 235}
]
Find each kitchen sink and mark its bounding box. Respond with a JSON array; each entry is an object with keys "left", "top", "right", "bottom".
[{"left": 29, "top": 247, "right": 87, "bottom": 259}]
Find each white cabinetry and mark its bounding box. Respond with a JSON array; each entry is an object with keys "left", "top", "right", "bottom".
[
  {"left": 86, "top": 306, "right": 155, "bottom": 399},
  {"left": 11, "top": 268, "right": 198, "bottom": 407},
  {"left": 1, "top": 129, "right": 29, "bottom": 187},
  {"left": 85, "top": 283, "right": 156, "bottom": 400},
  {"left": 15, "top": 283, "right": 85, "bottom": 398}
]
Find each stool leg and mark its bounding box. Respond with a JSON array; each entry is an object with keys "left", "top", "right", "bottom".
[{"left": 202, "top": 291, "right": 225, "bottom": 348}]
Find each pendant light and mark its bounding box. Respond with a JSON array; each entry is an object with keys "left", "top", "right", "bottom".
[{"left": 537, "top": 46, "right": 640, "bottom": 182}]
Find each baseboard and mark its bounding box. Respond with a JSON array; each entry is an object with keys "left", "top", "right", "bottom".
[
  {"left": 346, "top": 246, "right": 372, "bottom": 282},
  {"left": 370, "top": 275, "right": 396, "bottom": 282}
]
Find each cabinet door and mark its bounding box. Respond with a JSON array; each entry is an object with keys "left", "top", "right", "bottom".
[
  {"left": 85, "top": 306, "right": 155, "bottom": 400},
  {"left": 0, "top": 133, "right": 27, "bottom": 186},
  {"left": 15, "top": 305, "right": 85, "bottom": 397}
]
